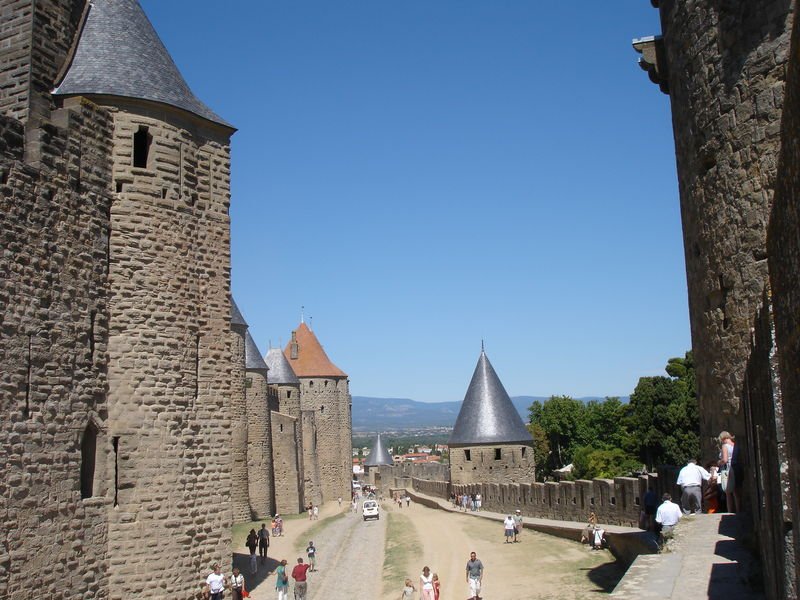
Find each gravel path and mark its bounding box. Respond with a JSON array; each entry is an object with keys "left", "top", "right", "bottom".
[{"left": 308, "top": 509, "right": 386, "bottom": 600}]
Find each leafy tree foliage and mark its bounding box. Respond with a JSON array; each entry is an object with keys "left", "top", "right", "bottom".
[
  {"left": 527, "top": 352, "right": 699, "bottom": 479},
  {"left": 627, "top": 352, "right": 699, "bottom": 469},
  {"left": 526, "top": 422, "right": 551, "bottom": 480}
]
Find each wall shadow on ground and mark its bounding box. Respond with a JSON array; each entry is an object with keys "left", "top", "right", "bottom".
[
  {"left": 581, "top": 560, "right": 628, "bottom": 593},
  {"left": 232, "top": 552, "right": 280, "bottom": 593}
]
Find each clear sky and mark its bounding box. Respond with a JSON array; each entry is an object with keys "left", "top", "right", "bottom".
[{"left": 141, "top": 1, "right": 687, "bottom": 403}]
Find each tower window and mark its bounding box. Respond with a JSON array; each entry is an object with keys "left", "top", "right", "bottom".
[
  {"left": 81, "top": 423, "right": 98, "bottom": 499},
  {"left": 494, "top": 448, "right": 501, "bottom": 460},
  {"left": 521, "top": 447, "right": 527, "bottom": 458},
  {"left": 287, "top": 390, "right": 292, "bottom": 399},
  {"left": 280, "top": 423, "right": 284, "bottom": 433},
  {"left": 464, "top": 449, "right": 471, "bottom": 461},
  {"left": 133, "top": 126, "right": 151, "bottom": 168}
]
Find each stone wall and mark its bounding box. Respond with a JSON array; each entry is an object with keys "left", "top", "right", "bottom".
[
  {"left": 0, "top": 96, "right": 113, "bottom": 599},
  {"left": 231, "top": 324, "right": 250, "bottom": 522},
  {"left": 271, "top": 411, "right": 302, "bottom": 515},
  {"left": 449, "top": 443, "right": 535, "bottom": 485},
  {"left": 654, "top": 0, "right": 793, "bottom": 456},
  {"left": 399, "top": 463, "right": 682, "bottom": 528},
  {"left": 768, "top": 3, "right": 800, "bottom": 594},
  {"left": 300, "top": 409, "right": 321, "bottom": 506},
  {"left": 246, "top": 368, "right": 273, "bottom": 519},
  {"left": 299, "top": 377, "right": 351, "bottom": 503},
  {"left": 101, "top": 102, "right": 234, "bottom": 598}
]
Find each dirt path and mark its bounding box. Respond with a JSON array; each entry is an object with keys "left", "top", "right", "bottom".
[{"left": 380, "top": 499, "right": 625, "bottom": 600}]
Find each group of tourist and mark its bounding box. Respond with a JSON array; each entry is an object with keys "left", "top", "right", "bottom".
[
  {"left": 450, "top": 492, "right": 481, "bottom": 511},
  {"left": 402, "top": 551, "right": 484, "bottom": 600},
  {"left": 305, "top": 503, "right": 319, "bottom": 520},
  {"left": 502, "top": 509, "right": 524, "bottom": 543},
  {"left": 395, "top": 494, "right": 412, "bottom": 508}
]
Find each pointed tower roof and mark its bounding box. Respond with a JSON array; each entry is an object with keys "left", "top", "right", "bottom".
[
  {"left": 448, "top": 350, "right": 533, "bottom": 446},
  {"left": 53, "top": 0, "right": 232, "bottom": 129},
  {"left": 284, "top": 322, "right": 347, "bottom": 378},
  {"left": 244, "top": 332, "right": 268, "bottom": 372},
  {"left": 230, "top": 298, "right": 248, "bottom": 331},
  {"left": 265, "top": 348, "right": 300, "bottom": 385},
  {"left": 364, "top": 433, "right": 393, "bottom": 467}
]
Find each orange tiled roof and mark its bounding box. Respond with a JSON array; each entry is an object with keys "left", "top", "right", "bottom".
[{"left": 283, "top": 322, "right": 347, "bottom": 378}]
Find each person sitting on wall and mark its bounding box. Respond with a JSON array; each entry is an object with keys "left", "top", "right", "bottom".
[
  {"left": 655, "top": 493, "right": 682, "bottom": 546},
  {"left": 580, "top": 511, "right": 597, "bottom": 544}
]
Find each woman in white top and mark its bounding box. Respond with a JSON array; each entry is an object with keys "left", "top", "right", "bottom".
[{"left": 420, "top": 566, "right": 435, "bottom": 600}]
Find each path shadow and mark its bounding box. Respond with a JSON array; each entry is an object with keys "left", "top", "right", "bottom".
[
  {"left": 581, "top": 560, "right": 627, "bottom": 593},
  {"left": 232, "top": 552, "right": 280, "bottom": 593}
]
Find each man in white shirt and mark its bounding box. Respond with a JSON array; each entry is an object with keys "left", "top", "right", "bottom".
[
  {"left": 676, "top": 458, "right": 712, "bottom": 514},
  {"left": 205, "top": 564, "right": 226, "bottom": 600},
  {"left": 655, "top": 493, "right": 682, "bottom": 543}
]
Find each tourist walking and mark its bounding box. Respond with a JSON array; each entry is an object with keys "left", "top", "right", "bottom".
[
  {"left": 276, "top": 559, "right": 290, "bottom": 600},
  {"left": 432, "top": 573, "right": 440, "bottom": 600},
  {"left": 718, "top": 431, "right": 740, "bottom": 513},
  {"left": 205, "top": 564, "right": 226, "bottom": 600},
  {"left": 401, "top": 578, "right": 416, "bottom": 599},
  {"left": 503, "top": 515, "right": 515, "bottom": 543},
  {"left": 259, "top": 523, "right": 270, "bottom": 564},
  {"left": 229, "top": 567, "right": 245, "bottom": 600},
  {"left": 306, "top": 541, "right": 316, "bottom": 572},
  {"left": 246, "top": 528, "right": 258, "bottom": 574},
  {"left": 312, "top": 505, "right": 319, "bottom": 521},
  {"left": 466, "top": 551, "right": 484, "bottom": 600},
  {"left": 420, "top": 566, "right": 435, "bottom": 600},
  {"left": 291, "top": 557, "right": 310, "bottom": 600},
  {"left": 475, "top": 493, "right": 481, "bottom": 511},
  {"left": 513, "top": 509, "right": 523, "bottom": 541}
]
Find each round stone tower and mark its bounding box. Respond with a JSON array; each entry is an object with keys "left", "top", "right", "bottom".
[
  {"left": 52, "top": 1, "right": 236, "bottom": 595},
  {"left": 448, "top": 350, "right": 534, "bottom": 486},
  {"left": 245, "top": 331, "right": 275, "bottom": 519},
  {"left": 230, "top": 299, "right": 252, "bottom": 522}
]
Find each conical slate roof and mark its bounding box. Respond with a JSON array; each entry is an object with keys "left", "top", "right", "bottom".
[
  {"left": 448, "top": 351, "right": 533, "bottom": 446},
  {"left": 53, "top": 0, "right": 232, "bottom": 129},
  {"left": 364, "top": 434, "right": 393, "bottom": 467},
  {"left": 265, "top": 348, "right": 300, "bottom": 385},
  {"left": 245, "top": 332, "right": 268, "bottom": 372},
  {"left": 284, "top": 322, "right": 347, "bottom": 378},
  {"left": 230, "top": 298, "right": 248, "bottom": 330}
]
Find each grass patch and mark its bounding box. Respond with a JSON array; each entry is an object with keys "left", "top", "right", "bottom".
[
  {"left": 293, "top": 512, "right": 346, "bottom": 554},
  {"left": 382, "top": 512, "right": 420, "bottom": 597}
]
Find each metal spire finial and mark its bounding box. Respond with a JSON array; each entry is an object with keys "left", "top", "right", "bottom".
[
  {"left": 301, "top": 306, "right": 305, "bottom": 324},
  {"left": 481, "top": 339, "right": 485, "bottom": 353}
]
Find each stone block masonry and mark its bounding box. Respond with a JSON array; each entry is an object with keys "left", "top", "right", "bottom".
[
  {"left": 246, "top": 368, "right": 274, "bottom": 519},
  {"left": 0, "top": 98, "right": 114, "bottom": 598},
  {"left": 231, "top": 323, "right": 251, "bottom": 522},
  {"left": 271, "top": 411, "right": 302, "bottom": 514}
]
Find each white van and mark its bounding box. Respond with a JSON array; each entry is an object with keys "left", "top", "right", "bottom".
[{"left": 362, "top": 499, "right": 379, "bottom": 521}]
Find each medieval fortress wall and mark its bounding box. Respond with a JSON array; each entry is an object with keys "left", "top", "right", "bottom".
[
  {"left": 643, "top": 0, "right": 799, "bottom": 597},
  {"left": 0, "top": 1, "right": 353, "bottom": 597}
]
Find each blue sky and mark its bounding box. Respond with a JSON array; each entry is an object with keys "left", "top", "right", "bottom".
[{"left": 141, "top": 1, "right": 687, "bottom": 403}]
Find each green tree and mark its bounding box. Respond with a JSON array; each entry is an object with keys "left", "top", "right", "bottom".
[
  {"left": 528, "top": 395, "right": 587, "bottom": 470},
  {"left": 526, "top": 422, "right": 551, "bottom": 481},
  {"left": 626, "top": 352, "right": 699, "bottom": 469},
  {"left": 572, "top": 445, "right": 640, "bottom": 479},
  {"left": 583, "top": 397, "right": 633, "bottom": 452}
]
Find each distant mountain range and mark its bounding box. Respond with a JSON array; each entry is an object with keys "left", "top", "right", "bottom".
[{"left": 352, "top": 395, "right": 628, "bottom": 432}]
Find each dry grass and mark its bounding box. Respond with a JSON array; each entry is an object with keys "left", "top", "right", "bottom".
[{"left": 382, "top": 511, "right": 421, "bottom": 597}]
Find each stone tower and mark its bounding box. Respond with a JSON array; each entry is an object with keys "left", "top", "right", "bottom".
[
  {"left": 1, "top": 0, "right": 236, "bottom": 597},
  {"left": 636, "top": 1, "right": 798, "bottom": 597},
  {"left": 449, "top": 350, "right": 534, "bottom": 485},
  {"left": 245, "top": 331, "right": 275, "bottom": 519},
  {"left": 265, "top": 347, "right": 306, "bottom": 514},
  {"left": 285, "top": 322, "right": 352, "bottom": 503},
  {"left": 364, "top": 433, "right": 394, "bottom": 489},
  {"left": 58, "top": 0, "right": 234, "bottom": 596},
  {"left": 230, "top": 299, "right": 252, "bottom": 522}
]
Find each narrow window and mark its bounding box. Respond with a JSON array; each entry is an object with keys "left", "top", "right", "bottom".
[
  {"left": 115, "top": 181, "right": 123, "bottom": 193},
  {"left": 494, "top": 448, "right": 501, "bottom": 460},
  {"left": 24, "top": 334, "right": 32, "bottom": 417},
  {"left": 324, "top": 380, "right": 328, "bottom": 387},
  {"left": 279, "top": 423, "right": 284, "bottom": 433},
  {"left": 89, "top": 310, "right": 96, "bottom": 364},
  {"left": 80, "top": 423, "right": 98, "bottom": 499},
  {"left": 132, "top": 126, "right": 151, "bottom": 168},
  {"left": 521, "top": 447, "right": 527, "bottom": 458},
  {"left": 320, "top": 405, "right": 325, "bottom": 414},
  {"left": 287, "top": 390, "right": 292, "bottom": 399},
  {"left": 112, "top": 436, "right": 120, "bottom": 507},
  {"left": 464, "top": 449, "right": 471, "bottom": 461},
  {"left": 194, "top": 335, "right": 200, "bottom": 401},
  {"left": 309, "top": 380, "right": 314, "bottom": 388}
]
